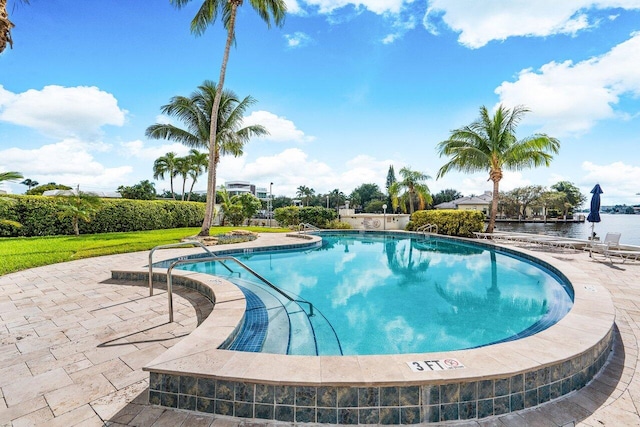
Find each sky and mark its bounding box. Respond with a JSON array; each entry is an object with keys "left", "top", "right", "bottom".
[{"left": 1, "top": 1, "right": 640, "bottom": 206}]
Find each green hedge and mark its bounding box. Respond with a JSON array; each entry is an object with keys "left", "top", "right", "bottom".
[
  {"left": 407, "top": 209, "right": 485, "bottom": 237},
  {"left": 273, "top": 206, "right": 337, "bottom": 228},
  {"left": 0, "top": 195, "right": 205, "bottom": 237}
]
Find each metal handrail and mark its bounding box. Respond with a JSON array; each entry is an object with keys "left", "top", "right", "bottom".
[
  {"left": 165, "top": 255, "right": 314, "bottom": 322},
  {"left": 298, "top": 222, "right": 320, "bottom": 233},
  {"left": 148, "top": 241, "right": 232, "bottom": 297},
  {"left": 416, "top": 224, "right": 438, "bottom": 234}
]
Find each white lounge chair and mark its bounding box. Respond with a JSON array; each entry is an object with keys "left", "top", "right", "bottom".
[
  {"left": 604, "top": 248, "right": 640, "bottom": 264},
  {"left": 587, "top": 232, "right": 621, "bottom": 258}
]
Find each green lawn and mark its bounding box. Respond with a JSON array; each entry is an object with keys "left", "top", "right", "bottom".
[{"left": 0, "top": 226, "right": 289, "bottom": 276}]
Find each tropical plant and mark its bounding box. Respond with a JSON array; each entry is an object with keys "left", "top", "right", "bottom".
[
  {"left": 0, "top": 171, "right": 23, "bottom": 184},
  {"left": 237, "top": 193, "right": 262, "bottom": 225},
  {"left": 153, "top": 152, "right": 179, "bottom": 199},
  {"left": 174, "top": 156, "right": 191, "bottom": 201},
  {"left": 349, "top": 183, "right": 385, "bottom": 211},
  {"left": 0, "top": 172, "right": 24, "bottom": 227},
  {"left": 296, "top": 185, "right": 315, "bottom": 206},
  {"left": 168, "top": 0, "right": 286, "bottom": 235},
  {"left": 0, "top": 0, "right": 28, "bottom": 53},
  {"left": 146, "top": 81, "right": 267, "bottom": 232},
  {"left": 117, "top": 180, "right": 157, "bottom": 200},
  {"left": 20, "top": 178, "right": 38, "bottom": 191},
  {"left": 26, "top": 183, "right": 71, "bottom": 196},
  {"left": 389, "top": 167, "right": 432, "bottom": 214},
  {"left": 436, "top": 105, "right": 560, "bottom": 233},
  {"left": 186, "top": 149, "right": 208, "bottom": 201},
  {"left": 431, "top": 189, "right": 463, "bottom": 207},
  {"left": 56, "top": 192, "right": 102, "bottom": 236},
  {"left": 551, "top": 181, "right": 586, "bottom": 217}
]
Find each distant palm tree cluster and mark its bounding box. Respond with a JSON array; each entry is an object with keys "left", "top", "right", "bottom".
[{"left": 152, "top": 149, "right": 209, "bottom": 201}]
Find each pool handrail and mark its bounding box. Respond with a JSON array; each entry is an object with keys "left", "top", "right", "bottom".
[
  {"left": 416, "top": 223, "right": 438, "bottom": 234},
  {"left": 148, "top": 241, "right": 232, "bottom": 297},
  {"left": 297, "top": 222, "right": 320, "bottom": 232},
  {"left": 165, "top": 255, "right": 314, "bottom": 323}
]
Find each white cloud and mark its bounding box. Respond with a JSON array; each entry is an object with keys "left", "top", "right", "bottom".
[
  {"left": 119, "top": 140, "right": 192, "bottom": 161},
  {"left": 216, "top": 148, "right": 403, "bottom": 196},
  {"left": 0, "top": 85, "right": 127, "bottom": 139},
  {"left": 303, "top": 0, "right": 406, "bottom": 15},
  {"left": 580, "top": 161, "right": 640, "bottom": 204},
  {"left": 423, "top": 1, "right": 640, "bottom": 48},
  {"left": 382, "top": 14, "right": 417, "bottom": 44},
  {"left": 0, "top": 138, "right": 132, "bottom": 189},
  {"left": 284, "top": 0, "right": 303, "bottom": 14},
  {"left": 242, "top": 110, "right": 315, "bottom": 143},
  {"left": 284, "top": 32, "right": 313, "bottom": 48},
  {"left": 495, "top": 32, "right": 640, "bottom": 135}
]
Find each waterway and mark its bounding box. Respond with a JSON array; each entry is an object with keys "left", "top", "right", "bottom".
[{"left": 494, "top": 214, "right": 640, "bottom": 246}]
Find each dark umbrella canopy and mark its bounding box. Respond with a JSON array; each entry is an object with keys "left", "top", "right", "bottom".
[{"left": 587, "top": 184, "right": 603, "bottom": 223}]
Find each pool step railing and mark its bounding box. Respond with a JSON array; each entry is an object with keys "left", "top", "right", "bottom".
[
  {"left": 416, "top": 223, "right": 438, "bottom": 234},
  {"left": 297, "top": 222, "right": 320, "bottom": 233},
  {"left": 148, "top": 241, "right": 232, "bottom": 297}
]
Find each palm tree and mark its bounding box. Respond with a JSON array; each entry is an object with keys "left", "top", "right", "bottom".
[
  {"left": 436, "top": 105, "right": 560, "bottom": 233},
  {"left": 389, "top": 167, "right": 432, "bottom": 214},
  {"left": 56, "top": 192, "right": 102, "bottom": 236},
  {"left": 0, "top": 171, "right": 23, "bottom": 183},
  {"left": 174, "top": 156, "right": 191, "bottom": 201},
  {"left": 146, "top": 81, "right": 267, "bottom": 231},
  {"left": 1, "top": 0, "right": 29, "bottom": 53},
  {"left": 0, "top": 171, "right": 23, "bottom": 228},
  {"left": 20, "top": 178, "right": 38, "bottom": 191},
  {"left": 153, "top": 152, "right": 179, "bottom": 199},
  {"left": 296, "top": 185, "right": 315, "bottom": 206},
  {"left": 168, "top": 0, "right": 286, "bottom": 235},
  {"left": 186, "top": 149, "right": 208, "bottom": 201}
]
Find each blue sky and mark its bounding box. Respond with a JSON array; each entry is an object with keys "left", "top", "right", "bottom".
[{"left": 1, "top": 1, "right": 640, "bottom": 206}]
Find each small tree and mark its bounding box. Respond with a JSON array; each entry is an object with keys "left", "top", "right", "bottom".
[
  {"left": 56, "top": 192, "right": 102, "bottom": 236},
  {"left": 20, "top": 178, "right": 39, "bottom": 191},
  {"left": 237, "top": 193, "right": 262, "bottom": 225},
  {"left": 118, "top": 180, "right": 157, "bottom": 200}
]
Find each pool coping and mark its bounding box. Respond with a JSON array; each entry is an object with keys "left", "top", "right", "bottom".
[{"left": 112, "top": 231, "right": 615, "bottom": 423}]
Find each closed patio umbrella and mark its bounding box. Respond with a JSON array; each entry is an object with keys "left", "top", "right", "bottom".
[{"left": 587, "top": 184, "right": 603, "bottom": 240}]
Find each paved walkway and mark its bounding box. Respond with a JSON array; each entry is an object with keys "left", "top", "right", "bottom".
[{"left": 0, "top": 235, "right": 639, "bottom": 426}]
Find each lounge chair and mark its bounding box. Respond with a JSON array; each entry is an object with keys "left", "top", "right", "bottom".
[
  {"left": 604, "top": 248, "right": 640, "bottom": 264},
  {"left": 586, "top": 232, "right": 621, "bottom": 258}
]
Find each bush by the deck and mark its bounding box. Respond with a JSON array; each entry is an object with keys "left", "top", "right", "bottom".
[
  {"left": 0, "top": 195, "right": 205, "bottom": 237},
  {"left": 407, "top": 209, "right": 485, "bottom": 237}
]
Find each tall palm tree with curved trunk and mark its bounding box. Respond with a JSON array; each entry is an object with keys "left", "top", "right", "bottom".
[
  {"left": 389, "top": 167, "right": 432, "bottom": 214},
  {"left": 186, "top": 149, "right": 208, "bottom": 201},
  {"left": 153, "top": 152, "right": 179, "bottom": 200},
  {"left": 436, "top": 105, "right": 560, "bottom": 233},
  {"left": 146, "top": 81, "right": 267, "bottom": 231},
  {"left": 169, "top": 0, "right": 286, "bottom": 235}
]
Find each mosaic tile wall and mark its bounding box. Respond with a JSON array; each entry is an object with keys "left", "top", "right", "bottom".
[{"left": 148, "top": 327, "right": 613, "bottom": 424}]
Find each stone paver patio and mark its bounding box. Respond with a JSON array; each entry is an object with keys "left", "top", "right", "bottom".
[{"left": 1, "top": 233, "right": 639, "bottom": 426}]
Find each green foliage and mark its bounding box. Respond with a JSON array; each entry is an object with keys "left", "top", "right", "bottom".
[
  {"left": 364, "top": 200, "right": 386, "bottom": 213},
  {"left": 25, "top": 183, "right": 72, "bottom": 196},
  {"left": 327, "top": 219, "right": 352, "bottom": 229},
  {"left": 408, "top": 209, "right": 485, "bottom": 237},
  {"left": 118, "top": 180, "right": 157, "bottom": 200},
  {"left": 237, "top": 193, "right": 262, "bottom": 223},
  {"left": 56, "top": 192, "right": 103, "bottom": 236},
  {"left": 0, "top": 195, "right": 205, "bottom": 237},
  {"left": 432, "top": 189, "right": 463, "bottom": 206},
  {"left": 299, "top": 206, "right": 337, "bottom": 228},
  {"left": 273, "top": 206, "right": 300, "bottom": 227}
]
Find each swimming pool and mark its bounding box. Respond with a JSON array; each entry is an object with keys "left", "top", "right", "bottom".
[
  {"left": 133, "top": 231, "right": 614, "bottom": 424},
  {"left": 175, "top": 231, "right": 573, "bottom": 356}
]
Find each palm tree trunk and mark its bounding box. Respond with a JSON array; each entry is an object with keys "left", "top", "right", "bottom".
[
  {"left": 187, "top": 179, "right": 196, "bottom": 202},
  {"left": 200, "top": 4, "right": 238, "bottom": 237},
  {"left": 181, "top": 178, "right": 187, "bottom": 201},
  {"left": 488, "top": 179, "right": 500, "bottom": 233},
  {"left": 170, "top": 175, "right": 176, "bottom": 200}
]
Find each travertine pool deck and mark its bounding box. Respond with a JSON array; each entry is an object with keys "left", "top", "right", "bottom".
[{"left": 0, "top": 232, "right": 639, "bottom": 426}]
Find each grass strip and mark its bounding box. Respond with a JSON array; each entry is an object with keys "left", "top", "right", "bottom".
[{"left": 0, "top": 226, "right": 289, "bottom": 275}]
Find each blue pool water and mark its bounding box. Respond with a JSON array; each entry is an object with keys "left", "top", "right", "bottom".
[{"left": 174, "top": 232, "right": 574, "bottom": 356}]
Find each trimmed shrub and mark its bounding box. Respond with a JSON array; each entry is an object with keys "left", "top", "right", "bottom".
[
  {"left": 299, "top": 206, "right": 337, "bottom": 229},
  {"left": 407, "top": 209, "right": 484, "bottom": 237},
  {"left": 0, "top": 195, "right": 205, "bottom": 237},
  {"left": 273, "top": 206, "right": 300, "bottom": 228}
]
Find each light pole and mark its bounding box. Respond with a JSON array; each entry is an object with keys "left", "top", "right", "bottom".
[
  {"left": 382, "top": 204, "right": 387, "bottom": 230},
  {"left": 269, "top": 182, "right": 273, "bottom": 227}
]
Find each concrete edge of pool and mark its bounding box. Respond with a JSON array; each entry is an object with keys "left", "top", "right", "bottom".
[{"left": 112, "top": 232, "right": 615, "bottom": 424}]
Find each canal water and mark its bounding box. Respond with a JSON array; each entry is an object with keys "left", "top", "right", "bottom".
[{"left": 494, "top": 214, "right": 640, "bottom": 246}]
